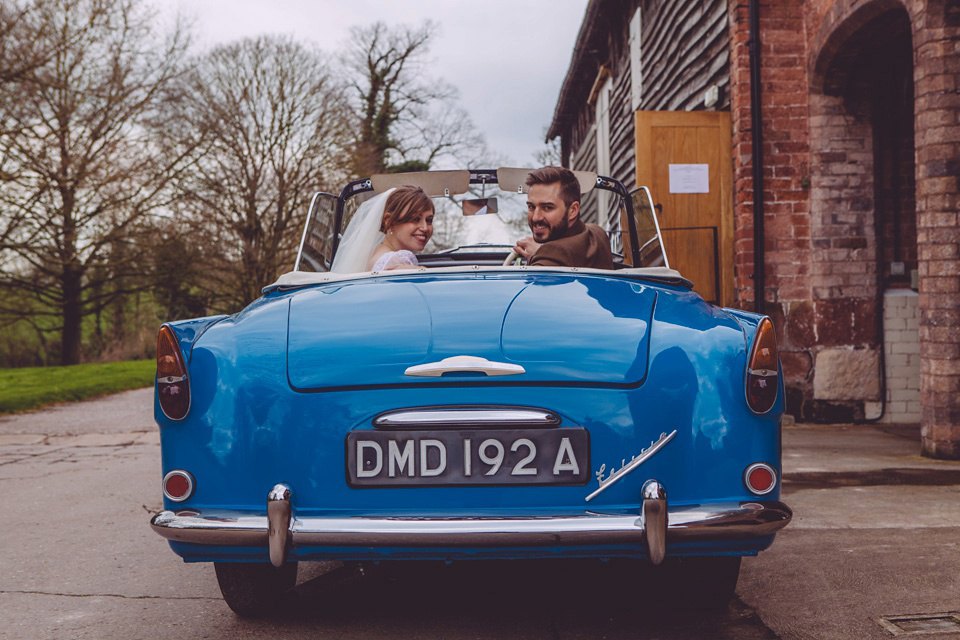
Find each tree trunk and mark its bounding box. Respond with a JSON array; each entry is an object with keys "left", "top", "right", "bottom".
[{"left": 60, "top": 267, "right": 83, "bottom": 365}]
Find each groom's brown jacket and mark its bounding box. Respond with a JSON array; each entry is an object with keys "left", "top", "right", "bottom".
[{"left": 528, "top": 218, "right": 615, "bottom": 270}]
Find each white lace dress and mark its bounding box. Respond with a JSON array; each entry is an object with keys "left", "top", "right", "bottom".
[{"left": 372, "top": 250, "right": 418, "bottom": 271}]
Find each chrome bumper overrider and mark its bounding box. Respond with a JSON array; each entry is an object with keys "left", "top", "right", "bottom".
[{"left": 151, "top": 489, "right": 792, "bottom": 567}]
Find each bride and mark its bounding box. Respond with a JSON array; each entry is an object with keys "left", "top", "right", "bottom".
[{"left": 330, "top": 186, "right": 435, "bottom": 273}]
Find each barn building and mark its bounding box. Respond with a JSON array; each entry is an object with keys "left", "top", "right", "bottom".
[{"left": 547, "top": 0, "right": 960, "bottom": 458}]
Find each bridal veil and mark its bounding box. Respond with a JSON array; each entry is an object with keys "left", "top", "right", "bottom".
[{"left": 329, "top": 188, "right": 396, "bottom": 273}]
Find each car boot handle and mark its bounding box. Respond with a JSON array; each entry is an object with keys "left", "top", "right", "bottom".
[{"left": 405, "top": 355, "right": 525, "bottom": 377}]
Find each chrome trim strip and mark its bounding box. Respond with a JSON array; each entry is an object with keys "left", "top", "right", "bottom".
[
  {"left": 267, "top": 484, "right": 292, "bottom": 567},
  {"left": 293, "top": 514, "right": 645, "bottom": 546},
  {"left": 294, "top": 192, "right": 323, "bottom": 272},
  {"left": 585, "top": 430, "right": 676, "bottom": 502},
  {"left": 641, "top": 480, "right": 667, "bottom": 565},
  {"left": 150, "top": 501, "right": 792, "bottom": 548},
  {"left": 151, "top": 511, "right": 269, "bottom": 545},
  {"left": 404, "top": 355, "right": 525, "bottom": 377},
  {"left": 641, "top": 185, "right": 670, "bottom": 270},
  {"left": 374, "top": 408, "right": 560, "bottom": 428}
]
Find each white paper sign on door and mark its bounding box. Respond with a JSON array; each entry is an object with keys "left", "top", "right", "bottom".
[{"left": 668, "top": 164, "right": 709, "bottom": 194}]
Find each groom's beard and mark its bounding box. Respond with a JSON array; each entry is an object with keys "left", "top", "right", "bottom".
[{"left": 531, "top": 211, "right": 570, "bottom": 242}]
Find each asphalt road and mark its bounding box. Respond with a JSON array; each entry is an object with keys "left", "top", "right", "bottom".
[{"left": 1, "top": 389, "right": 958, "bottom": 639}]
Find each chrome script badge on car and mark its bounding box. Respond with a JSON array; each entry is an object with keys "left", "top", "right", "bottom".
[{"left": 584, "top": 430, "right": 677, "bottom": 502}]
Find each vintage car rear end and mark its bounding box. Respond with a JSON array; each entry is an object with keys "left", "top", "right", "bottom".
[{"left": 150, "top": 169, "right": 790, "bottom": 616}]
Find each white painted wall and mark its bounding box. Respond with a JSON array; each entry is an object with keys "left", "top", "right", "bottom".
[{"left": 866, "top": 289, "right": 920, "bottom": 423}]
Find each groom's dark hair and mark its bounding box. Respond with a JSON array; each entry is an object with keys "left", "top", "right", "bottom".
[
  {"left": 381, "top": 185, "right": 434, "bottom": 232},
  {"left": 525, "top": 166, "right": 581, "bottom": 208}
]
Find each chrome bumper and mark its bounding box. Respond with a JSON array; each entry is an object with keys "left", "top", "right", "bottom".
[{"left": 151, "top": 494, "right": 792, "bottom": 565}]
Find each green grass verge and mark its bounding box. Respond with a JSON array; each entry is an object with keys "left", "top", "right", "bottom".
[{"left": 0, "top": 360, "right": 155, "bottom": 414}]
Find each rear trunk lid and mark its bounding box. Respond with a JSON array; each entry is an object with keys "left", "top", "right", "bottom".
[{"left": 287, "top": 273, "right": 656, "bottom": 390}]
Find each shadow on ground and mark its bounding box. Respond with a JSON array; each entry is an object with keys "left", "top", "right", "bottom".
[{"left": 231, "top": 559, "right": 779, "bottom": 638}]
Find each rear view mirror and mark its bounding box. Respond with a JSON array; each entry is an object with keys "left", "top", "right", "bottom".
[{"left": 462, "top": 198, "right": 498, "bottom": 216}]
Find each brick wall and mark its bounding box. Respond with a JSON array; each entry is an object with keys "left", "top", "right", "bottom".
[
  {"left": 808, "top": 90, "right": 877, "bottom": 304},
  {"left": 728, "top": 0, "right": 816, "bottom": 405},
  {"left": 728, "top": 0, "right": 812, "bottom": 310},
  {"left": 804, "top": 83, "right": 883, "bottom": 419},
  {"left": 727, "top": 0, "right": 958, "bottom": 453},
  {"left": 913, "top": 0, "right": 960, "bottom": 458},
  {"left": 728, "top": 0, "right": 756, "bottom": 308},
  {"left": 728, "top": 0, "right": 939, "bottom": 421}
]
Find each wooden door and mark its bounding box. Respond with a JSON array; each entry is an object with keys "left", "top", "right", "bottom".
[{"left": 635, "top": 111, "right": 734, "bottom": 307}]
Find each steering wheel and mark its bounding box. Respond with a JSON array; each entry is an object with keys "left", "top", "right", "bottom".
[{"left": 503, "top": 249, "right": 521, "bottom": 266}]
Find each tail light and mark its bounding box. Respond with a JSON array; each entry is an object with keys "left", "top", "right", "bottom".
[
  {"left": 744, "top": 462, "right": 777, "bottom": 495},
  {"left": 157, "top": 325, "right": 190, "bottom": 420},
  {"left": 746, "top": 317, "right": 778, "bottom": 414}
]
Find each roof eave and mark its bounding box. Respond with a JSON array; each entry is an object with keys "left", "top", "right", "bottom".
[{"left": 546, "top": 0, "right": 605, "bottom": 142}]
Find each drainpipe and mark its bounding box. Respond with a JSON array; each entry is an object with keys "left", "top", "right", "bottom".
[
  {"left": 748, "top": 0, "right": 765, "bottom": 314},
  {"left": 863, "top": 70, "right": 905, "bottom": 424}
]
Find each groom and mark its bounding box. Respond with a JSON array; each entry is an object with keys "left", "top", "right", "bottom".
[{"left": 512, "top": 166, "right": 615, "bottom": 270}]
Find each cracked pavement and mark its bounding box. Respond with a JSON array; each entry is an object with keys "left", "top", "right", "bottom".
[
  {"left": 1, "top": 389, "right": 959, "bottom": 639},
  {"left": 0, "top": 388, "right": 224, "bottom": 639}
]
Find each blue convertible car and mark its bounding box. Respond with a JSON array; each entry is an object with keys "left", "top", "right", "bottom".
[{"left": 151, "top": 168, "right": 791, "bottom": 616}]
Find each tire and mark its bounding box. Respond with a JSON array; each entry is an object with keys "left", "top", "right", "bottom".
[
  {"left": 214, "top": 561, "right": 298, "bottom": 618},
  {"left": 660, "top": 556, "right": 741, "bottom": 608}
]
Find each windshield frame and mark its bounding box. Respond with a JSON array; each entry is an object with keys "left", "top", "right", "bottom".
[{"left": 295, "top": 169, "right": 653, "bottom": 272}]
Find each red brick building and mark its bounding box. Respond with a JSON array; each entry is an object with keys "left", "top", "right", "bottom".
[{"left": 548, "top": 0, "right": 960, "bottom": 458}]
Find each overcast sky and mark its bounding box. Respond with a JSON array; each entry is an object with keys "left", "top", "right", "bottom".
[{"left": 162, "top": 0, "right": 588, "bottom": 166}]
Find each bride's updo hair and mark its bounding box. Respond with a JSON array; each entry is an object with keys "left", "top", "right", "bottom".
[{"left": 380, "top": 185, "right": 434, "bottom": 232}]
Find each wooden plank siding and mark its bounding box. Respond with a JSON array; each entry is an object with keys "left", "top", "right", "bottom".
[
  {"left": 570, "top": 113, "right": 599, "bottom": 224},
  {"left": 640, "top": 0, "right": 730, "bottom": 113},
  {"left": 573, "top": 41, "right": 636, "bottom": 225},
  {"left": 551, "top": 0, "right": 730, "bottom": 202},
  {"left": 609, "top": 45, "right": 636, "bottom": 192}
]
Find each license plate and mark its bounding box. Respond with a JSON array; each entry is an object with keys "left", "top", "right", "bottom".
[{"left": 346, "top": 428, "right": 589, "bottom": 487}]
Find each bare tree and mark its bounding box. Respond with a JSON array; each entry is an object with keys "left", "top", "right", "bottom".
[
  {"left": 0, "top": 0, "right": 60, "bottom": 245},
  {"left": 160, "top": 36, "right": 351, "bottom": 310},
  {"left": 534, "top": 133, "right": 562, "bottom": 167},
  {"left": 0, "top": 1, "right": 56, "bottom": 85},
  {"left": 0, "top": 0, "right": 192, "bottom": 365},
  {"left": 343, "top": 21, "right": 483, "bottom": 175}
]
